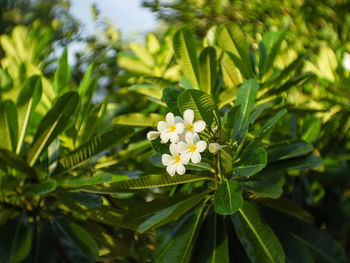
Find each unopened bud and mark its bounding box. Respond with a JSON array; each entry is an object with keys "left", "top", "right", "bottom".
[
  {"left": 209, "top": 143, "right": 222, "bottom": 154},
  {"left": 147, "top": 131, "right": 160, "bottom": 141}
]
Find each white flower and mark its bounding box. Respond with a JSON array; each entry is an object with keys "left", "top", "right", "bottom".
[
  {"left": 162, "top": 144, "right": 186, "bottom": 176},
  {"left": 178, "top": 132, "right": 207, "bottom": 164},
  {"left": 147, "top": 131, "right": 160, "bottom": 141},
  {"left": 157, "top": 112, "right": 184, "bottom": 143},
  {"left": 209, "top": 143, "right": 222, "bottom": 154},
  {"left": 343, "top": 52, "right": 350, "bottom": 72},
  {"left": 182, "top": 109, "right": 206, "bottom": 135}
]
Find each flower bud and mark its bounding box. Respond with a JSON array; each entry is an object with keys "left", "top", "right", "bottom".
[
  {"left": 209, "top": 143, "right": 222, "bottom": 154},
  {"left": 147, "top": 131, "right": 160, "bottom": 141}
]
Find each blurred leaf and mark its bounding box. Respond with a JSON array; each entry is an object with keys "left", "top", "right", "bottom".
[
  {"left": 113, "top": 113, "right": 164, "bottom": 127},
  {"left": 300, "top": 117, "right": 322, "bottom": 143},
  {"left": 68, "top": 192, "right": 103, "bottom": 208},
  {"left": 215, "top": 179, "right": 243, "bottom": 215},
  {"left": 217, "top": 23, "right": 253, "bottom": 79},
  {"left": 27, "top": 91, "right": 79, "bottom": 167},
  {"left": 0, "top": 215, "right": 32, "bottom": 263},
  {"left": 53, "top": 48, "right": 70, "bottom": 95},
  {"left": 178, "top": 89, "right": 218, "bottom": 125},
  {"left": 16, "top": 75, "right": 42, "bottom": 154},
  {"left": 263, "top": 155, "right": 322, "bottom": 174},
  {"left": 231, "top": 201, "right": 285, "bottom": 263},
  {"left": 222, "top": 104, "right": 241, "bottom": 138},
  {"left": 117, "top": 53, "right": 153, "bottom": 74},
  {"left": 62, "top": 173, "right": 112, "bottom": 188},
  {"left": 0, "top": 148, "right": 36, "bottom": 177},
  {"left": 267, "top": 141, "right": 313, "bottom": 162},
  {"left": 144, "top": 76, "right": 177, "bottom": 89},
  {"left": 199, "top": 46, "right": 217, "bottom": 94},
  {"left": 138, "top": 190, "right": 210, "bottom": 233},
  {"left": 51, "top": 218, "right": 99, "bottom": 263},
  {"left": 173, "top": 28, "right": 201, "bottom": 89},
  {"left": 130, "top": 42, "right": 155, "bottom": 67},
  {"left": 26, "top": 180, "right": 57, "bottom": 195},
  {"left": 81, "top": 174, "right": 215, "bottom": 194},
  {"left": 0, "top": 100, "right": 18, "bottom": 152},
  {"left": 155, "top": 204, "right": 205, "bottom": 263},
  {"left": 130, "top": 83, "right": 163, "bottom": 100},
  {"left": 234, "top": 147, "right": 267, "bottom": 177}
]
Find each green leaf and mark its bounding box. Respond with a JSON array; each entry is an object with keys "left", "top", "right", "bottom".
[
  {"left": 217, "top": 23, "right": 253, "bottom": 79},
  {"left": 173, "top": 28, "right": 201, "bottom": 89},
  {"left": 155, "top": 204, "right": 205, "bottom": 263},
  {"left": 192, "top": 213, "right": 229, "bottom": 263},
  {"left": 51, "top": 218, "right": 99, "bottom": 263},
  {"left": 0, "top": 215, "right": 32, "bottom": 263},
  {"left": 300, "top": 117, "right": 322, "bottom": 143},
  {"left": 218, "top": 147, "right": 233, "bottom": 177},
  {"left": 151, "top": 138, "right": 170, "bottom": 154},
  {"left": 0, "top": 149, "right": 36, "bottom": 177},
  {"left": 53, "top": 48, "right": 71, "bottom": 94},
  {"left": 68, "top": 192, "right": 103, "bottom": 208},
  {"left": 81, "top": 174, "right": 214, "bottom": 194},
  {"left": 233, "top": 79, "right": 259, "bottom": 139},
  {"left": 138, "top": 190, "right": 210, "bottom": 233},
  {"left": 130, "top": 83, "right": 163, "bottom": 100},
  {"left": 117, "top": 53, "right": 153, "bottom": 74},
  {"left": 243, "top": 109, "right": 287, "bottom": 153},
  {"left": 62, "top": 173, "right": 113, "bottom": 188},
  {"left": 219, "top": 52, "right": 242, "bottom": 89},
  {"left": 113, "top": 112, "right": 164, "bottom": 127},
  {"left": 26, "top": 180, "right": 57, "bottom": 195},
  {"left": 231, "top": 201, "right": 285, "bottom": 263},
  {"left": 16, "top": 75, "right": 42, "bottom": 154},
  {"left": 130, "top": 42, "right": 155, "bottom": 67},
  {"left": 163, "top": 87, "right": 182, "bottom": 116},
  {"left": 267, "top": 141, "right": 313, "bottom": 162},
  {"left": 27, "top": 91, "right": 79, "bottom": 167},
  {"left": 58, "top": 126, "right": 133, "bottom": 171},
  {"left": 234, "top": 147, "right": 267, "bottom": 177},
  {"left": 144, "top": 76, "right": 177, "bottom": 89},
  {"left": 0, "top": 68, "right": 13, "bottom": 91},
  {"left": 222, "top": 104, "right": 241, "bottom": 138},
  {"left": 199, "top": 46, "right": 217, "bottom": 94},
  {"left": 177, "top": 89, "right": 218, "bottom": 125},
  {"left": 261, "top": 205, "right": 347, "bottom": 263},
  {"left": 215, "top": 179, "right": 243, "bottom": 215},
  {"left": 0, "top": 100, "right": 18, "bottom": 152}
]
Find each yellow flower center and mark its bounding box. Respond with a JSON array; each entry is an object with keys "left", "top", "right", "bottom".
[
  {"left": 174, "top": 155, "right": 181, "bottom": 163},
  {"left": 186, "top": 123, "right": 194, "bottom": 131},
  {"left": 189, "top": 144, "right": 197, "bottom": 153},
  {"left": 169, "top": 124, "right": 176, "bottom": 132}
]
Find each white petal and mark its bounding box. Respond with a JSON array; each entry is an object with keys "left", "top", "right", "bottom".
[
  {"left": 209, "top": 143, "right": 221, "bottom": 154},
  {"left": 192, "top": 133, "right": 200, "bottom": 143},
  {"left": 181, "top": 152, "right": 191, "bottom": 164},
  {"left": 184, "top": 109, "right": 194, "bottom": 123},
  {"left": 157, "top": 121, "right": 168, "bottom": 132},
  {"left": 185, "top": 132, "right": 194, "bottom": 144},
  {"left": 170, "top": 133, "right": 179, "bottom": 143},
  {"left": 176, "top": 163, "right": 186, "bottom": 175},
  {"left": 191, "top": 152, "right": 201, "bottom": 164},
  {"left": 166, "top": 112, "right": 174, "bottom": 124},
  {"left": 169, "top": 143, "right": 178, "bottom": 156},
  {"left": 174, "top": 116, "right": 184, "bottom": 124},
  {"left": 193, "top": 120, "right": 206, "bottom": 132},
  {"left": 147, "top": 131, "right": 160, "bottom": 141},
  {"left": 196, "top": 140, "right": 207, "bottom": 152},
  {"left": 177, "top": 142, "right": 189, "bottom": 153},
  {"left": 166, "top": 164, "right": 176, "bottom": 176},
  {"left": 175, "top": 122, "right": 184, "bottom": 134},
  {"left": 160, "top": 132, "right": 170, "bottom": 143},
  {"left": 162, "top": 154, "right": 173, "bottom": 166}
]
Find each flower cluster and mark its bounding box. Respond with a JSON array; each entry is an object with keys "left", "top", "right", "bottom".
[{"left": 147, "top": 109, "right": 207, "bottom": 176}]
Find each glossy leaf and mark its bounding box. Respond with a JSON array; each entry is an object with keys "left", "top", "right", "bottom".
[
  {"left": 267, "top": 141, "right": 313, "bottom": 162},
  {"left": 163, "top": 87, "right": 182, "bottom": 116},
  {"left": 199, "top": 46, "right": 217, "bottom": 94},
  {"left": 231, "top": 201, "right": 285, "bottom": 263},
  {"left": 53, "top": 48, "right": 70, "bottom": 94},
  {"left": 51, "top": 218, "right": 99, "bottom": 263},
  {"left": 234, "top": 147, "right": 267, "bottom": 177},
  {"left": 222, "top": 104, "right": 241, "bottom": 138},
  {"left": 215, "top": 179, "right": 243, "bottom": 215},
  {"left": 155, "top": 204, "right": 205, "bottom": 263},
  {"left": 0, "top": 215, "right": 32, "bottom": 263},
  {"left": 138, "top": 190, "right": 210, "bottom": 233},
  {"left": 173, "top": 28, "right": 201, "bottom": 89},
  {"left": 81, "top": 174, "right": 215, "bottom": 193},
  {"left": 27, "top": 91, "right": 79, "bottom": 167},
  {"left": 177, "top": 89, "right": 218, "bottom": 125},
  {"left": 26, "top": 180, "right": 57, "bottom": 195}
]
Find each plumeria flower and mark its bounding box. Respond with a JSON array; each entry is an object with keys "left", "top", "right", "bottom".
[
  {"left": 178, "top": 132, "right": 207, "bottom": 164},
  {"left": 209, "top": 143, "right": 222, "bottom": 154},
  {"left": 162, "top": 144, "right": 186, "bottom": 176},
  {"left": 147, "top": 131, "right": 160, "bottom": 141},
  {"left": 182, "top": 109, "right": 206, "bottom": 135},
  {"left": 157, "top": 112, "right": 184, "bottom": 143}
]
